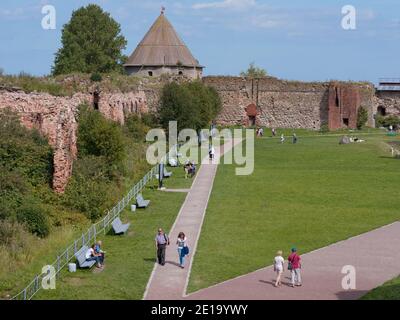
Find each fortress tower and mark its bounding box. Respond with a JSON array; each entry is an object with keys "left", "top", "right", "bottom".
[{"left": 124, "top": 9, "right": 204, "bottom": 79}]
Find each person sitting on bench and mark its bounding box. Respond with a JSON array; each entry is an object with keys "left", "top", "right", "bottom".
[
  {"left": 85, "top": 244, "right": 103, "bottom": 269},
  {"left": 94, "top": 241, "right": 105, "bottom": 265}
]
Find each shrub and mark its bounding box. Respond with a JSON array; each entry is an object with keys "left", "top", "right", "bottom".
[
  {"left": 90, "top": 72, "right": 103, "bottom": 82},
  {"left": 77, "top": 105, "right": 126, "bottom": 169},
  {"left": 125, "top": 114, "right": 150, "bottom": 140},
  {"left": 0, "top": 219, "right": 32, "bottom": 257},
  {"left": 16, "top": 202, "right": 50, "bottom": 238},
  {"left": 0, "top": 109, "right": 53, "bottom": 187},
  {"left": 375, "top": 114, "right": 400, "bottom": 129},
  {"left": 357, "top": 107, "right": 369, "bottom": 130},
  {"left": 320, "top": 123, "right": 329, "bottom": 133}
]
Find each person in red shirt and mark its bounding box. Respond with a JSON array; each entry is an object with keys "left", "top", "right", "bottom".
[{"left": 288, "top": 247, "right": 302, "bottom": 287}]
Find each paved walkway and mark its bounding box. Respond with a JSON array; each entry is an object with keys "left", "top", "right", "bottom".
[
  {"left": 186, "top": 222, "right": 400, "bottom": 300},
  {"left": 144, "top": 138, "right": 243, "bottom": 300}
]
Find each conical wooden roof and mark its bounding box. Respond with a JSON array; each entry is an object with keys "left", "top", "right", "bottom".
[{"left": 125, "top": 13, "right": 202, "bottom": 68}]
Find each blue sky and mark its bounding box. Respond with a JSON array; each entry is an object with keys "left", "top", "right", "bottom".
[{"left": 0, "top": 0, "right": 399, "bottom": 83}]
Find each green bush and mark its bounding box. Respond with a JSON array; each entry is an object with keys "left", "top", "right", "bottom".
[
  {"left": 375, "top": 114, "right": 400, "bottom": 129},
  {"left": 77, "top": 105, "right": 126, "bottom": 168},
  {"left": 320, "top": 123, "right": 329, "bottom": 133},
  {"left": 90, "top": 72, "right": 103, "bottom": 82},
  {"left": 125, "top": 114, "right": 150, "bottom": 140},
  {"left": 16, "top": 202, "right": 50, "bottom": 238},
  {"left": 62, "top": 156, "right": 119, "bottom": 220},
  {"left": 357, "top": 107, "right": 369, "bottom": 130},
  {"left": 0, "top": 109, "right": 53, "bottom": 186}
]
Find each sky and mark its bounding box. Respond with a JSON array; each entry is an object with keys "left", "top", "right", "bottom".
[{"left": 0, "top": 0, "right": 399, "bottom": 83}]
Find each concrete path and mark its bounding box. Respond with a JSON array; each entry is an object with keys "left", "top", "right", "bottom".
[
  {"left": 144, "top": 138, "right": 242, "bottom": 300},
  {"left": 186, "top": 222, "right": 400, "bottom": 300}
]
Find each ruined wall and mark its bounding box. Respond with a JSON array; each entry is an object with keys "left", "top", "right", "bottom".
[
  {"left": 203, "top": 76, "right": 376, "bottom": 130},
  {"left": 375, "top": 91, "right": 400, "bottom": 118},
  {"left": 0, "top": 87, "right": 152, "bottom": 193}
]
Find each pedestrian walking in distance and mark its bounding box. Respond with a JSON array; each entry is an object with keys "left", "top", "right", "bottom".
[{"left": 155, "top": 228, "right": 170, "bottom": 266}]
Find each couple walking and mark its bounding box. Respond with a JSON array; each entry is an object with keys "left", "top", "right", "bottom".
[
  {"left": 273, "top": 247, "right": 302, "bottom": 288},
  {"left": 155, "top": 228, "right": 189, "bottom": 269}
]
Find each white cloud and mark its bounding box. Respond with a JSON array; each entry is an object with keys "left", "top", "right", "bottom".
[{"left": 193, "top": 0, "right": 256, "bottom": 10}]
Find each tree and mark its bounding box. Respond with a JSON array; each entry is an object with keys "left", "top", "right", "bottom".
[
  {"left": 356, "top": 106, "right": 368, "bottom": 130},
  {"left": 52, "top": 4, "right": 127, "bottom": 75},
  {"left": 240, "top": 62, "right": 267, "bottom": 78},
  {"left": 159, "top": 82, "right": 222, "bottom": 132}
]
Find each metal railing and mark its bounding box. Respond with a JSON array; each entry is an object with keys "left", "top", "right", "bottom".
[{"left": 11, "top": 148, "right": 175, "bottom": 300}]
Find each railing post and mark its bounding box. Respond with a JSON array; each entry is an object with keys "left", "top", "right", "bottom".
[
  {"left": 74, "top": 240, "right": 77, "bottom": 254},
  {"left": 23, "top": 289, "right": 27, "bottom": 300},
  {"left": 82, "top": 234, "right": 85, "bottom": 246},
  {"left": 35, "top": 275, "right": 39, "bottom": 293},
  {"left": 56, "top": 256, "right": 60, "bottom": 278},
  {"left": 93, "top": 225, "right": 97, "bottom": 242}
]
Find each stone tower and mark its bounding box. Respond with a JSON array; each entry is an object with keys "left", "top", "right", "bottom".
[{"left": 124, "top": 9, "right": 204, "bottom": 79}]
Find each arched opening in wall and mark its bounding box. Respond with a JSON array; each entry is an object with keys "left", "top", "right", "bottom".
[
  {"left": 93, "top": 91, "right": 100, "bottom": 110},
  {"left": 245, "top": 103, "right": 257, "bottom": 127},
  {"left": 343, "top": 118, "right": 349, "bottom": 127},
  {"left": 178, "top": 71, "right": 183, "bottom": 76},
  {"left": 377, "top": 106, "right": 387, "bottom": 116},
  {"left": 148, "top": 71, "right": 153, "bottom": 77}
]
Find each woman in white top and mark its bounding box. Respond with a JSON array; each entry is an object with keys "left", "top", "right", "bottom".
[
  {"left": 273, "top": 250, "right": 285, "bottom": 287},
  {"left": 176, "top": 232, "right": 188, "bottom": 269}
]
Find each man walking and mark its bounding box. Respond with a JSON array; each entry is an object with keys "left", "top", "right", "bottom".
[
  {"left": 155, "top": 228, "right": 170, "bottom": 266},
  {"left": 288, "top": 247, "right": 302, "bottom": 287}
]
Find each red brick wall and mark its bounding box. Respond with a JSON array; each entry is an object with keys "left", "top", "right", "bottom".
[{"left": 328, "top": 83, "right": 361, "bottom": 130}]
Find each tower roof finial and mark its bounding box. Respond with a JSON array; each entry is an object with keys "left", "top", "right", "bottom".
[{"left": 161, "top": 6, "right": 165, "bottom": 15}]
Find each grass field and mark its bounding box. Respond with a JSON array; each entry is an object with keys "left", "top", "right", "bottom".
[
  {"left": 188, "top": 133, "right": 400, "bottom": 293},
  {"left": 32, "top": 166, "right": 194, "bottom": 300},
  {"left": 361, "top": 275, "right": 400, "bottom": 300}
]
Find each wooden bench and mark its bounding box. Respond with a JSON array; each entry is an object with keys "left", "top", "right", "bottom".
[
  {"left": 75, "top": 245, "right": 96, "bottom": 269},
  {"left": 136, "top": 194, "right": 150, "bottom": 209},
  {"left": 111, "top": 217, "right": 130, "bottom": 235}
]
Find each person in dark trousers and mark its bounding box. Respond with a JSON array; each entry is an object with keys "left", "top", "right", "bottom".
[
  {"left": 155, "top": 228, "right": 170, "bottom": 265},
  {"left": 288, "top": 247, "right": 302, "bottom": 287},
  {"left": 293, "top": 133, "right": 298, "bottom": 144}
]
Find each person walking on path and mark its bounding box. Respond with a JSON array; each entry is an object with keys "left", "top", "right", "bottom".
[
  {"left": 155, "top": 228, "right": 170, "bottom": 266},
  {"left": 288, "top": 247, "right": 302, "bottom": 287},
  {"left": 293, "top": 133, "right": 298, "bottom": 144},
  {"left": 273, "top": 250, "right": 285, "bottom": 287},
  {"left": 280, "top": 134, "right": 285, "bottom": 144},
  {"left": 272, "top": 128, "right": 276, "bottom": 137},
  {"left": 176, "top": 232, "right": 188, "bottom": 269}
]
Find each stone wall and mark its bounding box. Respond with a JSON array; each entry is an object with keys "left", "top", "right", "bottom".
[
  {"left": 375, "top": 91, "right": 400, "bottom": 118},
  {"left": 0, "top": 87, "right": 152, "bottom": 193},
  {"left": 203, "top": 76, "right": 376, "bottom": 130}
]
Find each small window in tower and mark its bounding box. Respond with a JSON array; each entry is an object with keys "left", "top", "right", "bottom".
[
  {"left": 179, "top": 71, "right": 183, "bottom": 75},
  {"left": 148, "top": 71, "right": 153, "bottom": 77}
]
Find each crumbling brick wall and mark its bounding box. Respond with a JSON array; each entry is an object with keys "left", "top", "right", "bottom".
[{"left": 0, "top": 88, "right": 151, "bottom": 193}]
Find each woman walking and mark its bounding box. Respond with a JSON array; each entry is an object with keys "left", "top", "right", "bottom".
[
  {"left": 176, "top": 232, "right": 188, "bottom": 269},
  {"left": 273, "top": 251, "right": 285, "bottom": 287}
]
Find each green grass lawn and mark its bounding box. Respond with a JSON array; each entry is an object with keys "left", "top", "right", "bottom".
[
  {"left": 361, "top": 275, "right": 400, "bottom": 300},
  {"left": 188, "top": 134, "right": 400, "bottom": 293},
  {"left": 34, "top": 166, "right": 194, "bottom": 300}
]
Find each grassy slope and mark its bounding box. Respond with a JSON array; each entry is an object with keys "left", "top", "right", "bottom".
[
  {"left": 188, "top": 134, "right": 400, "bottom": 293},
  {"left": 35, "top": 166, "right": 194, "bottom": 300},
  {"left": 361, "top": 275, "right": 400, "bottom": 300}
]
